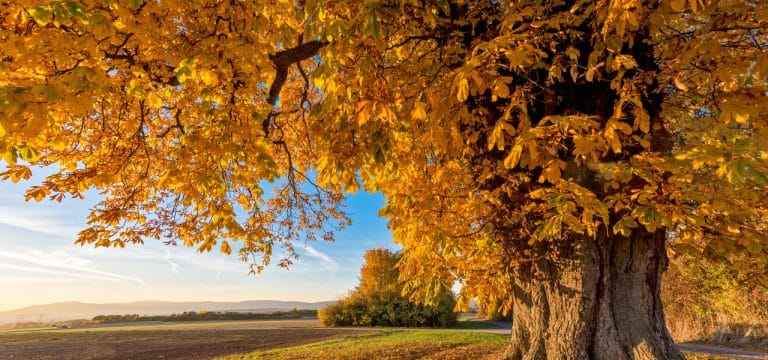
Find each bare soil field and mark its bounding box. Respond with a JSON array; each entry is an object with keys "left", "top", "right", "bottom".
[{"left": 0, "top": 320, "right": 375, "bottom": 360}]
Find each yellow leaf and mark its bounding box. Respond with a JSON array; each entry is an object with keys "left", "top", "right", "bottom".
[
  {"left": 357, "top": 101, "right": 372, "bottom": 126},
  {"left": 325, "top": 79, "right": 338, "bottom": 92},
  {"left": 503, "top": 144, "right": 523, "bottom": 168},
  {"left": 25, "top": 186, "right": 48, "bottom": 202},
  {"left": 127, "top": 85, "right": 146, "bottom": 99},
  {"left": 716, "top": 164, "right": 727, "bottom": 178},
  {"left": 539, "top": 161, "right": 562, "bottom": 184},
  {"left": 345, "top": 175, "right": 360, "bottom": 194},
  {"left": 199, "top": 69, "right": 219, "bottom": 86},
  {"left": 674, "top": 78, "right": 689, "bottom": 92},
  {"left": 565, "top": 47, "right": 580, "bottom": 61},
  {"left": 173, "top": 59, "right": 195, "bottom": 83},
  {"left": 411, "top": 102, "right": 427, "bottom": 120},
  {"left": 607, "top": 119, "right": 632, "bottom": 135},
  {"left": 670, "top": 0, "right": 686, "bottom": 11},
  {"left": 378, "top": 105, "right": 395, "bottom": 123},
  {"left": 732, "top": 110, "right": 750, "bottom": 123},
  {"left": 607, "top": 133, "right": 622, "bottom": 153},
  {"left": 147, "top": 93, "right": 163, "bottom": 109},
  {"left": 488, "top": 121, "right": 514, "bottom": 151},
  {"left": 1, "top": 165, "right": 32, "bottom": 183},
  {"left": 237, "top": 193, "right": 250, "bottom": 209},
  {"left": 573, "top": 135, "right": 593, "bottom": 157},
  {"left": 492, "top": 80, "right": 509, "bottom": 100},
  {"left": 688, "top": 0, "right": 699, "bottom": 12},
  {"left": 456, "top": 76, "right": 469, "bottom": 102},
  {"left": 220, "top": 241, "right": 232, "bottom": 255},
  {"left": 612, "top": 55, "right": 637, "bottom": 71}
]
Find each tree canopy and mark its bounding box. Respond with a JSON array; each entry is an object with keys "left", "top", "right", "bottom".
[
  {"left": 1, "top": 0, "right": 766, "bottom": 339},
  {"left": 358, "top": 248, "right": 401, "bottom": 296}
]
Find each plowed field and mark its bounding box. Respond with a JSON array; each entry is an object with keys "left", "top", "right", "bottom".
[{"left": 0, "top": 321, "right": 374, "bottom": 360}]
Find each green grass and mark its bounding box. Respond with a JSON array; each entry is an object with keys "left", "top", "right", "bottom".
[
  {"left": 451, "top": 319, "right": 505, "bottom": 329},
  {"left": 218, "top": 330, "right": 508, "bottom": 360}
]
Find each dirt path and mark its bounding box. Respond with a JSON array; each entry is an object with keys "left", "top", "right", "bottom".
[{"left": 678, "top": 343, "right": 768, "bottom": 359}]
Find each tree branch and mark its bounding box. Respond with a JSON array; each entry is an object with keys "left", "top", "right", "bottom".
[{"left": 262, "top": 40, "right": 327, "bottom": 136}]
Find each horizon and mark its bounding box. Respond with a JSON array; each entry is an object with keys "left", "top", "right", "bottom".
[
  {"left": 3, "top": 298, "right": 337, "bottom": 312},
  {"left": 0, "top": 167, "right": 394, "bottom": 312}
]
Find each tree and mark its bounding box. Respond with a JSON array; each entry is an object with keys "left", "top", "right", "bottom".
[
  {"left": 318, "top": 248, "right": 457, "bottom": 327},
  {"left": 357, "top": 248, "right": 401, "bottom": 296},
  {"left": 662, "top": 255, "right": 768, "bottom": 343},
  {"left": 1, "top": 1, "right": 766, "bottom": 358}
]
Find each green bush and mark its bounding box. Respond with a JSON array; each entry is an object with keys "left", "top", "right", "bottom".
[
  {"left": 319, "top": 249, "right": 457, "bottom": 328},
  {"left": 319, "top": 290, "right": 457, "bottom": 328}
]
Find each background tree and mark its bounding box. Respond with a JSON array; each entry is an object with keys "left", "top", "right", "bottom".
[
  {"left": 357, "top": 248, "right": 401, "bottom": 296},
  {"left": 1, "top": 1, "right": 767, "bottom": 359},
  {"left": 318, "top": 248, "right": 457, "bottom": 328},
  {"left": 662, "top": 255, "right": 768, "bottom": 346}
]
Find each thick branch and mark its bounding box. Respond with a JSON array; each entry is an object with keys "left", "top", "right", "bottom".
[{"left": 262, "top": 40, "right": 327, "bottom": 136}]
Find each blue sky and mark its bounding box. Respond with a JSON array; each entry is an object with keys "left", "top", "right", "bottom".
[{"left": 0, "top": 169, "right": 393, "bottom": 311}]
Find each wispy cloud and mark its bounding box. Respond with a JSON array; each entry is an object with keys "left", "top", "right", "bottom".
[
  {"left": 26, "top": 249, "right": 91, "bottom": 267},
  {"left": 216, "top": 257, "right": 225, "bottom": 280},
  {"left": 0, "top": 263, "right": 139, "bottom": 284},
  {"left": 0, "top": 250, "right": 144, "bottom": 284},
  {"left": 302, "top": 245, "right": 339, "bottom": 271},
  {"left": 164, "top": 247, "right": 180, "bottom": 275},
  {"left": 0, "top": 276, "right": 82, "bottom": 285},
  {"left": 0, "top": 207, "right": 82, "bottom": 239}
]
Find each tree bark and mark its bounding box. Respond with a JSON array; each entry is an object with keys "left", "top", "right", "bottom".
[{"left": 503, "top": 229, "right": 683, "bottom": 360}]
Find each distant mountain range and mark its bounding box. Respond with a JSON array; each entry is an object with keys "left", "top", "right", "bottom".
[{"left": 0, "top": 300, "right": 334, "bottom": 325}]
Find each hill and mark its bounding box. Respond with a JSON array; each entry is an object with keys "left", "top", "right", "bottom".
[{"left": 0, "top": 300, "right": 333, "bottom": 324}]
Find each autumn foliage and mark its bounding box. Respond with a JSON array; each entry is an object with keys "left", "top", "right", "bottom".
[
  {"left": 2, "top": 0, "right": 767, "bottom": 358},
  {"left": 663, "top": 256, "right": 768, "bottom": 346},
  {"left": 318, "top": 249, "right": 456, "bottom": 328}
]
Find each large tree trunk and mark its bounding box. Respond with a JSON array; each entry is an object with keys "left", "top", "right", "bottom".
[{"left": 503, "top": 229, "right": 683, "bottom": 360}]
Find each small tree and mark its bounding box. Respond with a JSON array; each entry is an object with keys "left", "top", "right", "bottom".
[
  {"left": 319, "top": 248, "right": 456, "bottom": 328},
  {"left": 357, "top": 248, "right": 401, "bottom": 296}
]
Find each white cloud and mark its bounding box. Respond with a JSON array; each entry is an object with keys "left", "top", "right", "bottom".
[
  {"left": 0, "top": 263, "right": 137, "bottom": 284},
  {"left": 0, "top": 250, "right": 144, "bottom": 284},
  {"left": 164, "top": 247, "right": 180, "bottom": 275},
  {"left": 302, "top": 245, "right": 338, "bottom": 271},
  {"left": 0, "top": 276, "right": 82, "bottom": 285},
  {"left": 27, "top": 249, "right": 91, "bottom": 267},
  {"left": 0, "top": 207, "right": 82, "bottom": 239},
  {"left": 216, "top": 257, "right": 225, "bottom": 280}
]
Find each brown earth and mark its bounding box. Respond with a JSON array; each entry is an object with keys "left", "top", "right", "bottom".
[{"left": 0, "top": 327, "right": 374, "bottom": 360}]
